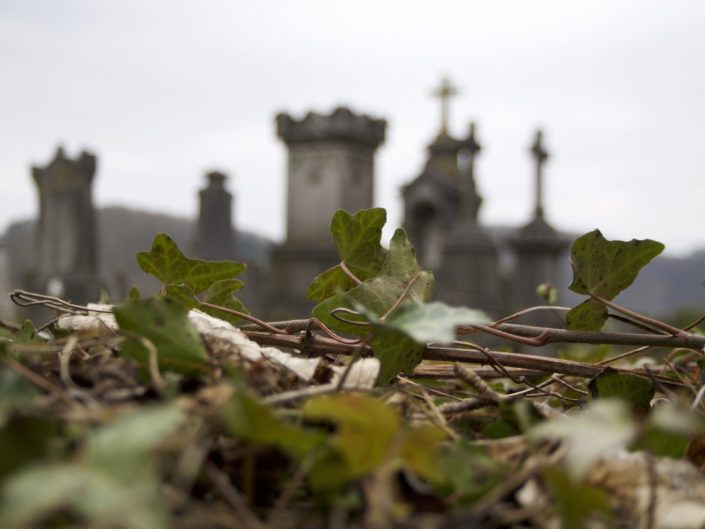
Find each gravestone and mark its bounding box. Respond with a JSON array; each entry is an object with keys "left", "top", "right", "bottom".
[
  {"left": 509, "top": 130, "right": 569, "bottom": 319},
  {"left": 193, "top": 171, "right": 237, "bottom": 261},
  {"left": 32, "top": 146, "right": 101, "bottom": 303},
  {"left": 270, "top": 107, "right": 386, "bottom": 318},
  {"left": 402, "top": 78, "right": 501, "bottom": 315}
]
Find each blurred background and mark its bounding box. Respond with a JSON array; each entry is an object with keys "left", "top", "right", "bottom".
[{"left": 1, "top": 0, "right": 704, "bottom": 322}]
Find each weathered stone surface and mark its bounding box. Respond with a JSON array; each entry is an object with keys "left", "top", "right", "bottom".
[
  {"left": 32, "top": 146, "right": 101, "bottom": 303},
  {"left": 192, "top": 171, "right": 237, "bottom": 261},
  {"left": 271, "top": 107, "right": 386, "bottom": 318}
]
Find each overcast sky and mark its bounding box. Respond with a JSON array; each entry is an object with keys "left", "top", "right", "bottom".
[{"left": 2, "top": 0, "right": 704, "bottom": 256}]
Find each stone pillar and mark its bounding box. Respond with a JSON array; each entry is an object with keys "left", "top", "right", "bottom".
[
  {"left": 193, "top": 171, "right": 237, "bottom": 261},
  {"left": 270, "top": 107, "right": 386, "bottom": 318},
  {"left": 32, "top": 146, "right": 101, "bottom": 303}
]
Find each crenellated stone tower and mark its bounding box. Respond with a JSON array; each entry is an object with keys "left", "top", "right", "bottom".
[
  {"left": 32, "top": 146, "right": 101, "bottom": 303},
  {"left": 193, "top": 171, "right": 237, "bottom": 261},
  {"left": 270, "top": 107, "right": 386, "bottom": 318},
  {"left": 402, "top": 78, "right": 501, "bottom": 315}
]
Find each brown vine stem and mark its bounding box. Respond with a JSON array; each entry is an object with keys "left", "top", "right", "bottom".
[
  {"left": 242, "top": 331, "right": 685, "bottom": 389},
  {"left": 380, "top": 271, "right": 422, "bottom": 321},
  {"left": 590, "top": 293, "right": 686, "bottom": 337},
  {"left": 199, "top": 301, "right": 289, "bottom": 335},
  {"left": 487, "top": 323, "right": 705, "bottom": 350},
  {"left": 339, "top": 261, "right": 363, "bottom": 286}
]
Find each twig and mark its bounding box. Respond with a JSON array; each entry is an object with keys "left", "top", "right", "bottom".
[
  {"left": 336, "top": 334, "right": 372, "bottom": 390},
  {"left": 205, "top": 462, "right": 267, "bottom": 529},
  {"left": 488, "top": 323, "right": 705, "bottom": 350},
  {"left": 200, "top": 302, "right": 288, "bottom": 335},
  {"left": 691, "top": 385, "right": 705, "bottom": 412},
  {"left": 454, "top": 363, "right": 500, "bottom": 403},
  {"left": 58, "top": 335, "right": 80, "bottom": 391},
  {"left": 591, "top": 294, "right": 686, "bottom": 337}
]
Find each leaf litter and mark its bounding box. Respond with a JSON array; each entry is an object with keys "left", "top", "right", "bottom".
[{"left": 1, "top": 209, "right": 705, "bottom": 529}]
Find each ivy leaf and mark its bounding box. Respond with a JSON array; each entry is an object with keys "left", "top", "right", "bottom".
[
  {"left": 312, "top": 229, "right": 434, "bottom": 384},
  {"left": 166, "top": 279, "right": 249, "bottom": 325},
  {"left": 113, "top": 297, "right": 210, "bottom": 375},
  {"left": 13, "top": 320, "right": 42, "bottom": 345},
  {"left": 303, "top": 393, "right": 400, "bottom": 478},
  {"left": 380, "top": 302, "right": 489, "bottom": 345},
  {"left": 588, "top": 368, "right": 654, "bottom": 416},
  {"left": 85, "top": 405, "right": 185, "bottom": 481},
  {"left": 398, "top": 424, "right": 447, "bottom": 482},
  {"left": 137, "top": 233, "right": 246, "bottom": 294},
  {"left": 0, "top": 464, "right": 167, "bottom": 529},
  {"left": 530, "top": 399, "right": 636, "bottom": 480},
  {"left": 308, "top": 208, "right": 388, "bottom": 302},
  {"left": 566, "top": 230, "right": 664, "bottom": 331},
  {"left": 313, "top": 229, "right": 434, "bottom": 335},
  {"left": 371, "top": 331, "right": 426, "bottom": 386},
  {"left": 223, "top": 390, "right": 324, "bottom": 460}
]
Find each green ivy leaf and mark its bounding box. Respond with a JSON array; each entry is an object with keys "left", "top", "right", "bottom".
[
  {"left": 566, "top": 230, "right": 664, "bottom": 331},
  {"left": 137, "top": 233, "right": 246, "bottom": 294},
  {"left": 223, "top": 390, "right": 323, "bottom": 460},
  {"left": 0, "top": 464, "right": 167, "bottom": 529},
  {"left": 398, "top": 424, "right": 446, "bottom": 482},
  {"left": 371, "top": 330, "right": 426, "bottom": 386},
  {"left": 312, "top": 229, "right": 434, "bottom": 384},
  {"left": 303, "top": 393, "right": 400, "bottom": 478},
  {"left": 379, "top": 302, "right": 489, "bottom": 345},
  {"left": 13, "top": 320, "right": 42, "bottom": 345},
  {"left": 113, "top": 297, "right": 209, "bottom": 375},
  {"left": 588, "top": 368, "right": 654, "bottom": 415},
  {"left": 166, "top": 279, "right": 249, "bottom": 325},
  {"left": 85, "top": 405, "right": 186, "bottom": 481},
  {"left": 308, "top": 208, "right": 388, "bottom": 302}
]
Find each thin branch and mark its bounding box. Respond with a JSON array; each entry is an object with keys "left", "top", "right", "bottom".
[
  {"left": 489, "top": 323, "right": 705, "bottom": 350},
  {"left": 199, "top": 302, "right": 288, "bottom": 335},
  {"left": 591, "top": 294, "right": 686, "bottom": 337}
]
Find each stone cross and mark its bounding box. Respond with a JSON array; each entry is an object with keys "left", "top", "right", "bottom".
[
  {"left": 432, "top": 77, "right": 458, "bottom": 136},
  {"left": 530, "top": 129, "right": 549, "bottom": 220}
]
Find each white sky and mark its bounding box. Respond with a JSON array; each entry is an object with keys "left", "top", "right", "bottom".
[{"left": 1, "top": 0, "right": 704, "bottom": 255}]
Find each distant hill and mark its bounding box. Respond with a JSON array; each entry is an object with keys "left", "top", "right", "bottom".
[{"left": 2, "top": 206, "right": 272, "bottom": 310}]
